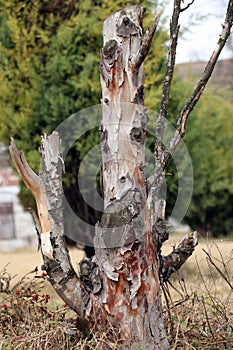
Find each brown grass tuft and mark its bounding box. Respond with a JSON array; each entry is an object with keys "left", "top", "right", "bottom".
[{"left": 163, "top": 241, "right": 233, "bottom": 349}]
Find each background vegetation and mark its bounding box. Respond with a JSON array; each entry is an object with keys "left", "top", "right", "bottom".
[{"left": 0, "top": 0, "right": 232, "bottom": 240}]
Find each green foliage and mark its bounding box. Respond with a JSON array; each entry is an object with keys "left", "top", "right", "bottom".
[
  {"left": 185, "top": 88, "right": 233, "bottom": 236},
  {"left": 0, "top": 0, "right": 80, "bottom": 155},
  {"left": 0, "top": 0, "right": 166, "bottom": 152},
  {"left": 167, "top": 77, "right": 233, "bottom": 236}
]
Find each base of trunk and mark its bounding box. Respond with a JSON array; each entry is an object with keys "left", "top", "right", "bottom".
[{"left": 118, "top": 339, "right": 169, "bottom": 350}]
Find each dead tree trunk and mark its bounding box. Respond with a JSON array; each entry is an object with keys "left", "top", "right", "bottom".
[
  {"left": 10, "top": 2, "right": 233, "bottom": 350},
  {"left": 94, "top": 5, "right": 168, "bottom": 349}
]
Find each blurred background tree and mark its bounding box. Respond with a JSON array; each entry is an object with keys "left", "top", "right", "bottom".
[
  {"left": 185, "top": 87, "right": 233, "bottom": 236},
  {"left": 0, "top": 0, "right": 232, "bottom": 241},
  {"left": 166, "top": 77, "right": 233, "bottom": 237}
]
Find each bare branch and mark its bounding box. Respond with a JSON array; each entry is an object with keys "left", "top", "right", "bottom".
[
  {"left": 148, "top": 1, "right": 182, "bottom": 227},
  {"left": 27, "top": 207, "right": 42, "bottom": 250},
  {"left": 180, "top": 0, "right": 195, "bottom": 13},
  {"left": 203, "top": 248, "right": 233, "bottom": 290},
  {"left": 131, "top": 15, "right": 160, "bottom": 70},
  {"left": 27, "top": 207, "right": 42, "bottom": 233},
  {"left": 166, "top": 0, "right": 233, "bottom": 161},
  {"left": 160, "top": 231, "right": 198, "bottom": 282},
  {"left": 154, "top": 0, "right": 182, "bottom": 164}
]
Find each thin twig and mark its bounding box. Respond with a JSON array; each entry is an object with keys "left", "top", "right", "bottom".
[
  {"left": 148, "top": 1, "right": 183, "bottom": 226},
  {"left": 201, "top": 295, "right": 215, "bottom": 338},
  {"left": 167, "top": 279, "right": 184, "bottom": 299},
  {"left": 162, "top": 283, "right": 174, "bottom": 333},
  {"left": 132, "top": 15, "right": 160, "bottom": 70},
  {"left": 155, "top": 0, "right": 182, "bottom": 164},
  {"left": 180, "top": 0, "right": 195, "bottom": 12},
  {"left": 195, "top": 256, "right": 220, "bottom": 311},
  {"left": 213, "top": 241, "right": 232, "bottom": 281},
  {"left": 166, "top": 279, "right": 190, "bottom": 308},
  {"left": 203, "top": 248, "right": 233, "bottom": 290}
]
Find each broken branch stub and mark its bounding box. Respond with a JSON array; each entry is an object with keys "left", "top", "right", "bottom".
[
  {"left": 161, "top": 231, "right": 198, "bottom": 282},
  {"left": 10, "top": 133, "right": 89, "bottom": 318},
  {"left": 10, "top": 138, "right": 51, "bottom": 241}
]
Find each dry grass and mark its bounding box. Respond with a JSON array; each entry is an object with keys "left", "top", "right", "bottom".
[
  {"left": 0, "top": 266, "right": 120, "bottom": 350},
  {"left": 0, "top": 247, "right": 85, "bottom": 306},
  {"left": 0, "top": 237, "right": 233, "bottom": 349},
  {"left": 161, "top": 235, "right": 233, "bottom": 348}
]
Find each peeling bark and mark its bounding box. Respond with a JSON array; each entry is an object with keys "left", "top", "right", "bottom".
[{"left": 95, "top": 5, "right": 169, "bottom": 349}]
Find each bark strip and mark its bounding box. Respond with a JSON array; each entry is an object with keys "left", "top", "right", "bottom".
[{"left": 10, "top": 138, "right": 52, "bottom": 255}]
